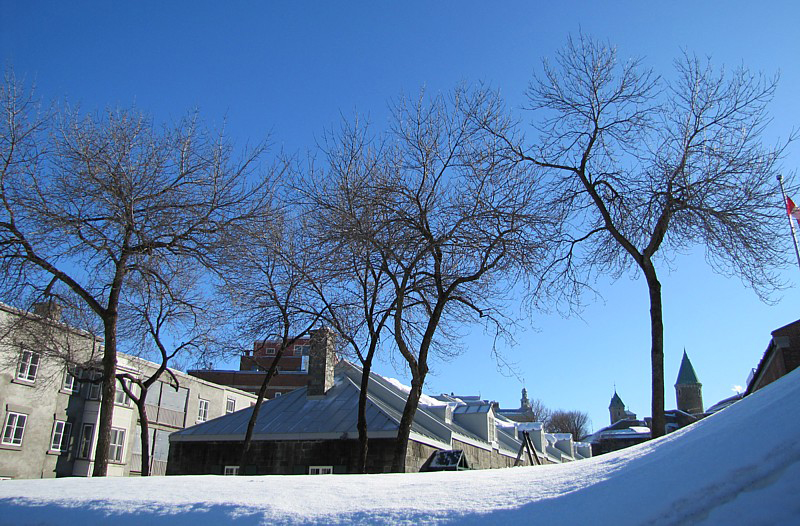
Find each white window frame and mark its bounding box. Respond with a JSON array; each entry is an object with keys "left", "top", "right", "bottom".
[
  {"left": 223, "top": 465, "right": 239, "bottom": 476},
  {"left": 50, "top": 420, "right": 72, "bottom": 452},
  {"left": 295, "top": 344, "right": 310, "bottom": 357},
  {"left": 114, "top": 379, "right": 132, "bottom": 406},
  {"left": 264, "top": 347, "right": 276, "bottom": 356},
  {"left": 197, "top": 399, "right": 209, "bottom": 422},
  {"left": 226, "top": 397, "right": 236, "bottom": 414},
  {"left": 87, "top": 381, "right": 102, "bottom": 401},
  {"left": 62, "top": 368, "right": 81, "bottom": 393},
  {"left": 308, "top": 466, "right": 333, "bottom": 475},
  {"left": 109, "top": 427, "right": 125, "bottom": 463},
  {"left": 2, "top": 412, "right": 27, "bottom": 446},
  {"left": 77, "top": 423, "right": 94, "bottom": 459},
  {"left": 16, "top": 350, "right": 40, "bottom": 382}
]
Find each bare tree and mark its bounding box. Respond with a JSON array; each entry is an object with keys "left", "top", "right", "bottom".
[
  {"left": 546, "top": 409, "right": 591, "bottom": 441},
  {"left": 216, "top": 204, "right": 327, "bottom": 473},
  {"left": 345, "top": 87, "right": 549, "bottom": 472},
  {"left": 528, "top": 397, "right": 552, "bottom": 424},
  {"left": 491, "top": 36, "right": 793, "bottom": 437},
  {"left": 298, "top": 118, "right": 397, "bottom": 473},
  {"left": 116, "top": 263, "right": 218, "bottom": 476},
  {"left": 0, "top": 72, "right": 270, "bottom": 474}
]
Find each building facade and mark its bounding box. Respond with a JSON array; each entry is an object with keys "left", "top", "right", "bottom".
[
  {"left": 188, "top": 335, "right": 333, "bottom": 398},
  {"left": 0, "top": 303, "right": 256, "bottom": 479},
  {"left": 745, "top": 319, "right": 800, "bottom": 395}
]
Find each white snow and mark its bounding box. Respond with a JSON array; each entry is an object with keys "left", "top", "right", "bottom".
[
  {"left": 515, "top": 421, "right": 543, "bottom": 431},
  {"left": 2, "top": 368, "right": 800, "bottom": 525},
  {"left": 381, "top": 376, "right": 449, "bottom": 408}
]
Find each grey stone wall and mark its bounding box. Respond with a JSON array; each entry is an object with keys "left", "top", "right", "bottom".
[
  {"left": 168, "top": 437, "right": 529, "bottom": 475},
  {"left": 453, "top": 439, "right": 532, "bottom": 469},
  {"left": 168, "top": 438, "right": 409, "bottom": 475}
]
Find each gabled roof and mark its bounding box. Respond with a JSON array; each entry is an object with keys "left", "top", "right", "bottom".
[
  {"left": 675, "top": 350, "right": 701, "bottom": 386},
  {"left": 170, "top": 361, "right": 508, "bottom": 454},
  {"left": 171, "top": 374, "right": 400, "bottom": 442}
]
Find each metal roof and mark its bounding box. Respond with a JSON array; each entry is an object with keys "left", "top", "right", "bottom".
[
  {"left": 172, "top": 375, "right": 400, "bottom": 441},
  {"left": 675, "top": 350, "right": 701, "bottom": 386},
  {"left": 171, "top": 363, "right": 470, "bottom": 447}
]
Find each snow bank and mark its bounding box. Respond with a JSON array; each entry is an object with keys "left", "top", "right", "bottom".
[{"left": 2, "top": 368, "right": 800, "bottom": 525}]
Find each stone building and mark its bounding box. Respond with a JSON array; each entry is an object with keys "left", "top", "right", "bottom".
[
  {"left": 168, "top": 335, "right": 592, "bottom": 475},
  {"left": 675, "top": 350, "right": 703, "bottom": 415},
  {"left": 587, "top": 351, "right": 707, "bottom": 456},
  {"left": 0, "top": 302, "right": 256, "bottom": 479}
]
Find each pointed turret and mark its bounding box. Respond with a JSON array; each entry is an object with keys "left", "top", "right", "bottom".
[
  {"left": 675, "top": 350, "right": 703, "bottom": 414},
  {"left": 609, "top": 391, "right": 627, "bottom": 424}
]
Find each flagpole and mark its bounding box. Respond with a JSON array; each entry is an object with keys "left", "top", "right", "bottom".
[{"left": 777, "top": 175, "right": 800, "bottom": 271}]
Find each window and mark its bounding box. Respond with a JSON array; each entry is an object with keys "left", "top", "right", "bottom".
[
  {"left": 16, "top": 350, "right": 40, "bottom": 382},
  {"left": 197, "top": 399, "right": 209, "bottom": 422},
  {"left": 226, "top": 397, "right": 236, "bottom": 414},
  {"left": 62, "top": 368, "right": 81, "bottom": 393},
  {"left": 77, "top": 423, "right": 94, "bottom": 459},
  {"left": 2, "top": 412, "right": 27, "bottom": 446},
  {"left": 109, "top": 428, "right": 125, "bottom": 463},
  {"left": 50, "top": 421, "right": 72, "bottom": 452},
  {"left": 88, "top": 381, "right": 102, "bottom": 401},
  {"left": 223, "top": 465, "right": 239, "bottom": 476},
  {"left": 115, "top": 379, "right": 132, "bottom": 406},
  {"left": 295, "top": 345, "right": 310, "bottom": 357},
  {"left": 308, "top": 466, "right": 333, "bottom": 475},
  {"left": 265, "top": 347, "right": 276, "bottom": 356}
]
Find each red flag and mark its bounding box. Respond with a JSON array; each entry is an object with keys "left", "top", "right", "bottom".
[{"left": 788, "top": 196, "right": 800, "bottom": 226}]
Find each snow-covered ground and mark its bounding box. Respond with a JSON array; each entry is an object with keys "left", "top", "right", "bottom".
[{"left": 2, "top": 369, "right": 800, "bottom": 525}]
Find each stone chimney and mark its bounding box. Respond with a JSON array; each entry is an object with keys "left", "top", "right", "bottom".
[
  {"left": 307, "top": 327, "right": 336, "bottom": 397},
  {"left": 32, "top": 301, "right": 62, "bottom": 322}
]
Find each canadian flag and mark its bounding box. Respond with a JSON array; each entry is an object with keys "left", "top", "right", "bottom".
[{"left": 787, "top": 196, "right": 800, "bottom": 226}]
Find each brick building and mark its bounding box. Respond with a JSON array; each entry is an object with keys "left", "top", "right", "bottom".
[
  {"left": 188, "top": 336, "right": 333, "bottom": 398},
  {"left": 745, "top": 319, "right": 800, "bottom": 395}
]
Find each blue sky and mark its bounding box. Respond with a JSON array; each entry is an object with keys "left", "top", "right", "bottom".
[{"left": 3, "top": 1, "right": 799, "bottom": 431}]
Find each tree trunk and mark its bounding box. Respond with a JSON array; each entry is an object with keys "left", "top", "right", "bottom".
[
  {"left": 238, "top": 353, "right": 282, "bottom": 472},
  {"left": 92, "top": 317, "right": 117, "bottom": 476},
  {"left": 356, "top": 359, "right": 373, "bottom": 473},
  {"left": 136, "top": 390, "right": 151, "bottom": 477},
  {"left": 643, "top": 262, "right": 666, "bottom": 439},
  {"left": 390, "top": 375, "right": 424, "bottom": 472}
]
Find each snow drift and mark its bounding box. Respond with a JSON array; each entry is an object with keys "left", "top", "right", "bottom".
[{"left": 1, "top": 367, "right": 799, "bottom": 525}]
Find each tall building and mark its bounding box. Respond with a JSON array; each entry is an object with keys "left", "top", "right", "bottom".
[{"left": 0, "top": 302, "right": 256, "bottom": 479}]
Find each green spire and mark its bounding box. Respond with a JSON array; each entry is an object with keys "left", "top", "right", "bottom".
[{"left": 676, "top": 350, "right": 701, "bottom": 386}]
